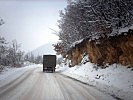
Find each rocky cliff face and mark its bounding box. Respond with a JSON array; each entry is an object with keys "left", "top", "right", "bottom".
[{"left": 67, "top": 29, "right": 133, "bottom": 67}]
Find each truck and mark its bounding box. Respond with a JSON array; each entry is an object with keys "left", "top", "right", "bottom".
[{"left": 43, "top": 55, "right": 56, "bottom": 72}]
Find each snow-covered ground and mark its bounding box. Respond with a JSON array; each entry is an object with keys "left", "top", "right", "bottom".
[
  {"left": 0, "top": 64, "right": 42, "bottom": 89},
  {"left": 1, "top": 59, "right": 133, "bottom": 100},
  {"left": 57, "top": 61, "right": 133, "bottom": 100}
]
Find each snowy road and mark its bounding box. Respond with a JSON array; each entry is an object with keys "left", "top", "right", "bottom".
[{"left": 0, "top": 67, "right": 115, "bottom": 100}]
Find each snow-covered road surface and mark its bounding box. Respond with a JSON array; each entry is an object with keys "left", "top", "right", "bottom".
[{"left": 0, "top": 67, "right": 116, "bottom": 100}]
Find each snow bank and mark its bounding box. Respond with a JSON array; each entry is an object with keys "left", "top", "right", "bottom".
[
  {"left": 56, "top": 64, "right": 69, "bottom": 73},
  {"left": 60, "top": 62, "right": 133, "bottom": 100},
  {"left": 0, "top": 64, "right": 41, "bottom": 88}
]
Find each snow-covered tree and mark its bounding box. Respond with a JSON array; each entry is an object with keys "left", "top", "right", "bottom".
[
  {"left": 24, "top": 53, "right": 42, "bottom": 64},
  {"left": 55, "top": 0, "right": 133, "bottom": 55},
  {"left": 0, "top": 37, "right": 8, "bottom": 66},
  {"left": 0, "top": 19, "right": 25, "bottom": 70},
  {"left": 87, "top": 0, "right": 133, "bottom": 36},
  {"left": 53, "top": 42, "right": 66, "bottom": 57},
  {"left": 35, "top": 55, "right": 43, "bottom": 64},
  {"left": 0, "top": 38, "right": 24, "bottom": 71},
  {"left": 7, "top": 40, "right": 24, "bottom": 67}
]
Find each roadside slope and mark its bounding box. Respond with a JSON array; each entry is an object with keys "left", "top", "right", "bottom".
[{"left": 60, "top": 62, "right": 133, "bottom": 100}]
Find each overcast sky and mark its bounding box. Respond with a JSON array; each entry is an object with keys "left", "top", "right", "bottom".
[{"left": 0, "top": 0, "right": 67, "bottom": 52}]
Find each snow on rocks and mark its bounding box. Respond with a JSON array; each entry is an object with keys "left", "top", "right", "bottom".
[
  {"left": 60, "top": 62, "right": 133, "bottom": 100},
  {"left": 70, "top": 39, "right": 84, "bottom": 48},
  {"left": 118, "top": 25, "right": 133, "bottom": 35}
]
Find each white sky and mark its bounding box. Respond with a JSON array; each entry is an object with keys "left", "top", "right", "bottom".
[{"left": 0, "top": 0, "right": 67, "bottom": 52}]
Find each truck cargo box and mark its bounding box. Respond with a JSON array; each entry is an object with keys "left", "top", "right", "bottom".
[{"left": 43, "top": 55, "right": 56, "bottom": 72}]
